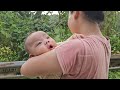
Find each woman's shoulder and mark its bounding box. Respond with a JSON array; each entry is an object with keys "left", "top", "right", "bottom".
[
  {"left": 87, "top": 35, "right": 110, "bottom": 44},
  {"left": 55, "top": 39, "right": 85, "bottom": 53},
  {"left": 57, "top": 39, "right": 84, "bottom": 47}
]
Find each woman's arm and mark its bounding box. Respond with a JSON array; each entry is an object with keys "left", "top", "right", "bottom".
[{"left": 20, "top": 49, "right": 62, "bottom": 77}]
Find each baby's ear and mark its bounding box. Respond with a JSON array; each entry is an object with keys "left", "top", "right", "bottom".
[{"left": 29, "top": 54, "right": 35, "bottom": 58}]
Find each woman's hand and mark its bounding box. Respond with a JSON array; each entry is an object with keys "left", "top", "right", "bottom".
[{"left": 67, "top": 33, "right": 85, "bottom": 40}]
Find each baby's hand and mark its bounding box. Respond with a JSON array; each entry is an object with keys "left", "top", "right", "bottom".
[{"left": 69, "top": 33, "right": 85, "bottom": 40}]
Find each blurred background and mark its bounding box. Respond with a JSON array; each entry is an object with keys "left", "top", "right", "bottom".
[{"left": 0, "top": 11, "right": 120, "bottom": 78}]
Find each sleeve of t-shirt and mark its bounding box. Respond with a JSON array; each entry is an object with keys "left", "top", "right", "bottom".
[{"left": 55, "top": 39, "right": 84, "bottom": 75}]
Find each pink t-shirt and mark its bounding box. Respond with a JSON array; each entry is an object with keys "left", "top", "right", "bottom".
[{"left": 55, "top": 35, "right": 111, "bottom": 79}]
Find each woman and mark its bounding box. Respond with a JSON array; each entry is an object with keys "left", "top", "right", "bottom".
[{"left": 20, "top": 11, "right": 111, "bottom": 79}]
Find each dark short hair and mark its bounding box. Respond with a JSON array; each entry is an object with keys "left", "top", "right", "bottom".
[
  {"left": 70, "top": 11, "right": 104, "bottom": 24},
  {"left": 83, "top": 11, "right": 104, "bottom": 24}
]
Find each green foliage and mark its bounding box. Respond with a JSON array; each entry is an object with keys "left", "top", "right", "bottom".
[
  {"left": 101, "top": 11, "right": 120, "bottom": 54},
  {"left": 48, "top": 26, "right": 71, "bottom": 42},
  {"left": 0, "top": 11, "right": 34, "bottom": 61},
  {"left": 102, "top": 11, "right": 118, "bottom": 36},
  {"left": 110, "top": 35, "right": 120, "bottom": 54},
  {"left": 0, "top": 46, "right": 16, "bottom": 62},
  {"left": 109, "top": 70, "right": 120, "bottom": 79}
]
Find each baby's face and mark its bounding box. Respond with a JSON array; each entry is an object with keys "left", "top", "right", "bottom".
[{"left": 26, "top": 31, "right": 57, "bottom": 56}]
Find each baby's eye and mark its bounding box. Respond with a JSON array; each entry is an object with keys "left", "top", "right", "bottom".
[
  {"left": 47, "top": 36, "right": 50, "bottom": 39},
  {"left": 37, "top": 42, "right": 42, "bottom": 46}
]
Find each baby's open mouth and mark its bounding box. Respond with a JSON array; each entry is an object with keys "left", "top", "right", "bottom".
[{"left": 49, "top": 45, "right": 54, "bottom": 50}]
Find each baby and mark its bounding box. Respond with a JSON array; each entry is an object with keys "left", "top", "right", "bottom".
[
  {"left": 24, "top": 31, "right": 85, "bottom": 58},
  {"left": 24, "top": 31, "right": 84, "bottom": 79},
  {"left": 25, "top": 31, "right": 57, "bottom": 58}
]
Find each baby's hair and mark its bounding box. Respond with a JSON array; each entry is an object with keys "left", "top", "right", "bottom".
[{"left": 24, "top": 30, "right": 37, "bottom": 53}]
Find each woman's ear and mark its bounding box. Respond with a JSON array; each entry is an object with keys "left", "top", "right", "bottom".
[
  {"left": 74, "top": 11, "right": 80, "bottom": 20},
  {"left": 29, "top": 54, "right": 35, "bottom": 58}
]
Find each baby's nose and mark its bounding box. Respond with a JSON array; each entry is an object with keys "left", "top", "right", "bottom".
[{"left": 45, "top": 40, "right": 50, "bottom": 45}]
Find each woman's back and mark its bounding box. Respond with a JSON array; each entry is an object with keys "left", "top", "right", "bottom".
[{"left": 55, "top": 35, "right": 111, "bottom": 79}]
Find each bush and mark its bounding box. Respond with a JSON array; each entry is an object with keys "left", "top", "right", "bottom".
[
  {"left": 109, "top": 70, "right": 120, "bottom": 79},
  {"left": 110, "top": 34, "right": 120, "bottom": 54},
  {"left": 0, "top": 46, "right": 16, "bottom": 62}
]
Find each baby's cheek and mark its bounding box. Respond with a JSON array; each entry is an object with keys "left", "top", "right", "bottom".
[
  {"left": 36, "top": 46, "right": 48, "bottom": 55},
  {"left": 43, "top": 46, "right": 50, "bottom": 52},
  {"left": 54, "top": 42, "right": 57, "bottom": 47},
  {"left": 35, "top": 50, "right": 42, "bottom": 55},
  {"left": 51, "top": 40, "right": 57, "bottom": 46}
]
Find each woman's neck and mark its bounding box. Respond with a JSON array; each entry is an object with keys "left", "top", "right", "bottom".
[{"left": 75, "top": 22, "right": 103, "bottom": 37}]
